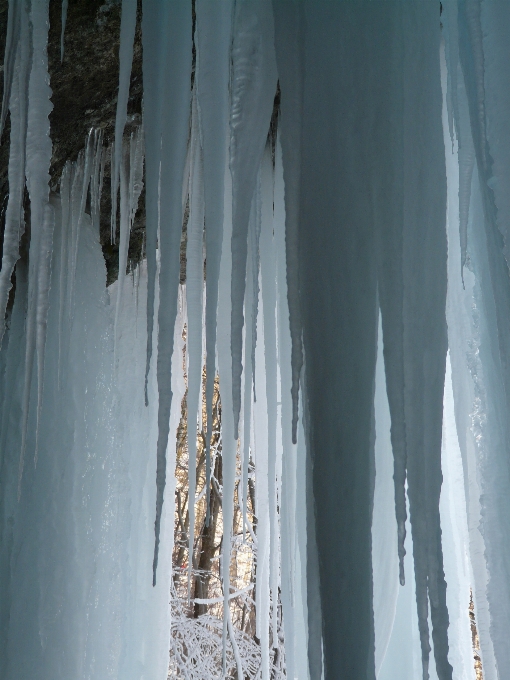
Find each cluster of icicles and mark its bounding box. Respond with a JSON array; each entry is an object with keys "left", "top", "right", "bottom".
[{"left": 2, "top": 0, "right": 510, "bottom": 679}]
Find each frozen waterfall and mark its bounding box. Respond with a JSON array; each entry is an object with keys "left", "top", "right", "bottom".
[{"left": 1, "top": 1, "right": 510, "bottom": 678}]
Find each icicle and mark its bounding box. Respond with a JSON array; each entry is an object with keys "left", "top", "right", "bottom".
[
  {"left": 141, "top": 1, "right": 165, "bottom": 406},
  {"left": 67, "top": 153, "right": 84, "bottom": 314},
  {"left": 68, "top": 132, "right": 94, "bottom": 320},
  {"left": 185, "top": 90, "right": 204, "bottom": 597},
  {"left": 57, "top": 162, "right": 72, "bottom": 385},
  {"left": 253, "top": 268, "right": 271, "bottom": 680},
  {"left": 90, "top": 129, "right": 105, "bottom": 237},
  {"left": 229, "top": 0, "right": 277, "bottom": 438},
  {"left": 19, "top": 0, "right": 53, "bottom": 492},
  {"left": 259, "top": 143, "right": 280, "bottom": 643},
  {"left": 0, "top": 0, "right": 21, "bottom": 137},
  {"left": 457, "top": 71, "right": 475, "bottom": 280},
  {"left": 241, "top": 201, "right": 256, "bottom": 539},
  {"left": 60, "top": 0, "right": 68, "bottom": 63},
  {"left": 114, "top": 138, "right": 130, "bottom": 362},
  {"left": 114, "top": 124, "right": 143, "bottom": 357},
  {"left": 111, "top": 0, "right": 137, "bottom": 246},
  {"left": 272, "top": 1, "right": 305, "bottom": 445},
  {"left": 129, "top": 123, "right": 144, "bottom": 226},
  {"left": 442, "top": 0, "right": 460, "bottom": 149},
  {"left": 151, "top": 1, "right": 192, "bottom": 586},
  {"left": 34, "top": 202, "right": 55, "bottom": 465},
  {"left": 274, "top": 133, "right": 298, "bottom": 680},
  {"left": 216, "top": 144, "right": 237, "bottom": 676},
  {"left": 195, "top": 0, "right": 233, "bottom": 525},
  {"left": 400, "top": 7, "right": 450, "bottom": 678}
]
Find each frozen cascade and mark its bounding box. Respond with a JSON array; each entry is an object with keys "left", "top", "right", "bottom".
[{"left": 5, "top": 1, "right": 510, "bottom": 678}]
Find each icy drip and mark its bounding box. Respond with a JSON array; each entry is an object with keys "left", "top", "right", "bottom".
[
  {"left": 195, "top": 0, "right": 232, "bottom": 518},
  {"left": 185, "top": 91, "right": 204, "bottom": 597},
  {"left": 152, "top": 2, "right": 192, "bottom": 585},
  {"left": 111, "top": 0, "right": 137, "bottom": 245},
  {"left": 229, "top": 0, "right": 277, "bottom": 438}
]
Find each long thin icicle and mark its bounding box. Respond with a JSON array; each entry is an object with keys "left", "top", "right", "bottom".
[
  {"left": 216, "top": 150, "right": 236, "bottom": 675},
  {"left": 114, "top": 138, "right": 130, "bottom": 361},
  {"left": 229, "top": 0, "right": 277, "bottom": 438},
  {"left": 141, "top": 1, "right": 165, "bottom": 406},
  {"left": 186, "top": 90, "right": 204, "bottom": 597},
  {"left": 111, "top": 0, "right": 137, "bottom": 245},
  {"left": 275, "top": 133, "right": 298, "bottom": 680},
  {"left": 271, "top": 0, "right": 305, "bottom": 444},
  {"left": 151, "top": 1, "right": 192, "bottom": 586},
  {"left": 195, "top": 0, "right": 233, "bottom": 521},
  {"left": 114, "top": 125, "right": 144, "bottom": 359},
  {"left": 260, "top": 143, "right": 280, "bottom": 642},
  {"left": 241, "top": 201, "right": 256, "bottom": 538},
  {"left": 253, "top": 272, "right": 271, "bottom": 680}
]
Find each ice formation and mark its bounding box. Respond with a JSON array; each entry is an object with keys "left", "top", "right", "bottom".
[{"left": 2, "top": 1, "right": 510, "bottom": 678}]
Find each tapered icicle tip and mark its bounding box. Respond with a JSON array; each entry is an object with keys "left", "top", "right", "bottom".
[{"left": 398, "top": 521, "right": 406, "bottom": 586}]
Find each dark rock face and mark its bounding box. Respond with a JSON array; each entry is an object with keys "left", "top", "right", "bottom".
[{"left": 0, "top": 0, "right": 145, "bottom": 286}]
